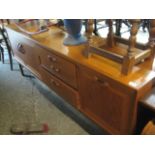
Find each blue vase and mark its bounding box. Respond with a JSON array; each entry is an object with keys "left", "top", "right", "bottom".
[{"left": 63, "top": 19, "right": 87, "bottom": 45}]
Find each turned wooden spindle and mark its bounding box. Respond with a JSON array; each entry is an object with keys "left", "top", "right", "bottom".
[
  {"left": 86, "top": 19, "right": 94, "bottom": 39},
  {"left": 122, "top": 19, "right": 140, "bottom": 75},
  {"left": 128, "top": 19, "right": 140, "bottom": 54},
  {"left": 148, "top": 19, "right": 155, "bottom": 69},
  {"left": 107, "top": 19, "right": 115, "bottom": 47},
  {"left": 83, "top": 19, "right": 94, "bottom": 58},
  {"left": 149, "top": 19, "right": 155, "bottom": 44}
]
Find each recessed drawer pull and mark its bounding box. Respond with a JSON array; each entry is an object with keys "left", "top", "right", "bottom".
[
  {"left": 55, "top": 68, "right": 60, "bottom": 72},
  {"left": 48, "top": 55, "right": 57, "bottom": 62},
  {"left": 50, "top": 79, "right": 54, "bottom": 83},
  {"left": 94, "top": 76, "right": 109, "bottom": 87},
  {"left": 55, "top": 82, "right": 60, "bottom": 86},
  {"left": 50, "top": 78, "right": 60, "bottom": 86},
  {"left": 50, "top": 79, "right": 60, "bottom": 86},
  {"left": 52, "top": 57, "right": 57, "bottom": 62},
  {"left": 17, "top": 43, "right": 25, "bottom": 54}
]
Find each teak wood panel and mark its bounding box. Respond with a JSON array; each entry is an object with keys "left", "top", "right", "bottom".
[
  {"left": 40, "top": 67, "right": 80, "bottom": 108},
  {"left": 78, "top": 66, "right": 137, "bottom": 134}
]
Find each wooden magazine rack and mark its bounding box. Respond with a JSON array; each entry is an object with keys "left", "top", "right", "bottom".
[{"left": 84, "top": 19, "right": 155, "bottom": 75}]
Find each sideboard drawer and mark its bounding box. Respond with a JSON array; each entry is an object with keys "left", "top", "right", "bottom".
[
  {"left": 7, "top": 29, "right": 40, "bottom": 73},
  {"left": 8, "top": 31, "right": 30, "bottom": 64},
  {"left": 7, "top": 29, "right": 43, "bottom": 80},
  {"left": 39, "top": 49, "right": 77, "bottom": 89},
  {"left": 40, "top": 67, "right": 80, "bottom": 108}
]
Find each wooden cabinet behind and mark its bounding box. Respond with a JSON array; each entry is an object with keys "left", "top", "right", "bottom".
[{"left": 78, "top": 66, "right": 137, "bottom": 134}]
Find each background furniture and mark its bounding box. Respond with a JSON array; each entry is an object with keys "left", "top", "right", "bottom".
[
  {"left": 136, "top": 87, "right": 155, "bottom": 134},
  {"left": 115, "top": 19, "right": 151, "bottom": 37},
  {"left": 85, "top": 19, "right": 107, "bottom": 36},
  {"left": 0, "top": 19, "right": 13, "bottom": 70}
]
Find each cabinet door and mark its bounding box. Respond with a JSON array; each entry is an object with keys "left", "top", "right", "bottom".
[{"left": 78, "top": 67, "right": 136, "bottom": 134}]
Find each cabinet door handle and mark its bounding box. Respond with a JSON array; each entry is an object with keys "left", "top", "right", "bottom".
[
  {"left": 48, "top": 55, "right": 57, "bottom": 62},
  {"left": 94, "top": 76, "right": 109, "bottom": 87},
  {"left": 17, "top": 43, "right": 25, "bottom": 54}
]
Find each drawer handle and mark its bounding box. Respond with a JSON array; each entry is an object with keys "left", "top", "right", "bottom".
[
  {"left": 94, "top": 76, "right": 109, "bottom": 87},
  {"left": 55, "top": 68, "right": 60, "bottom": 72},
  {"left": 17, "top": 43, "right": 25, "bottom": 54},
  {"left": 50, "top": 79, "right": 60, "bottom": 86},
  {"left": 50, "top": 65, "right": 60, "bottom": 73},
  {"left": 48, "top": 55, "right": 57, "bottom": 62},
  {"left": 55, "top": 82, "right": 60, "bottom": 86}
]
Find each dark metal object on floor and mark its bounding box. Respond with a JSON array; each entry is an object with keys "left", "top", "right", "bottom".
[
  {"left": 115, "top": 19, "right": 122, "bottom": 36},
  {"left": 141, "top": 19, "right": 150, "bottom": 32},
  {"left": 0, "top": 42, "right": 4, "bottom": 63},
  {"left": 93, "top": 19, "right": 100, "bottom": 36},
  {"left": 115, "top": 19, "right": 131, "bottom": 36},
  {"left": 18, "top": 63, "right": 34, "bottom": 78},
  {"left": 84, "top": 19, "right": 108, "bottom": 36},
  {"left": 84, "top": 19, "right": 100, "bottom": 36}
]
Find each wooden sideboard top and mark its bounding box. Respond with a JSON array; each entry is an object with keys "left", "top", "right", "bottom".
[{"left": 6, "top": 23, "right": 155, "bottom": 90}]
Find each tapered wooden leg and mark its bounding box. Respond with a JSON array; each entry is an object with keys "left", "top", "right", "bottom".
[{"left": 121, "top": 54, "right": 135, "bottom": 75}]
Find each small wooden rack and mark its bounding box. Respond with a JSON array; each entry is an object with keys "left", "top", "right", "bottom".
[{"left": 84, "top": 19, "right": 155, "bottom": 75}]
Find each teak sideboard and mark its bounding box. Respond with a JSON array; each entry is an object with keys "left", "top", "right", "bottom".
[{"left": 6, "top": 24, "right": 155, "bottom": 134}]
